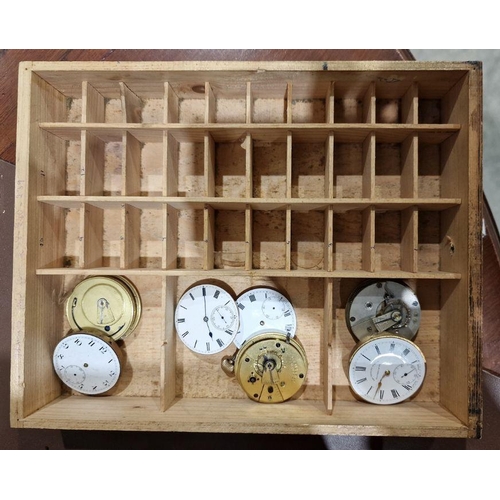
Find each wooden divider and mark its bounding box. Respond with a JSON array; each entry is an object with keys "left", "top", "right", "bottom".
[
  {"left": 246, "top": 82, "right": 252, "bottom": 124},
  {"left": 363, "top": 82, "right": 376, "bottom": 124},
  {"left": 122, "top": 132, "right": 141, "bottom": 196},
  {"left": 323, "top": 278, "right": 334, "bottom": 413}
]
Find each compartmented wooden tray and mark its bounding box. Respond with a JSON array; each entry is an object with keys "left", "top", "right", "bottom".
[{"left": 11, "top": 61, "right": 482, "bottom": 437}]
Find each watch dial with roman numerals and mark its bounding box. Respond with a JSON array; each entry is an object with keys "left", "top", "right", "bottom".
[
  {"left": 174, "top": 284, "right": 239, "bottom": 355},
  {"left": 52, "top": 331, "right": 122, "bottom": 395},
  {"left": 234, "top": 287, "right": 297, "bottom": 348},
  {"left": 348, "top": 335, "right": 426, "bottom": 405}
]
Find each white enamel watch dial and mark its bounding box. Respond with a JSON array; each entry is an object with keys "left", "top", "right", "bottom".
[
  {"left": 53, "top": 331, "right": 122, "bottom": 395},
  {"left": 234, "top": 287, "right": 297, "bottom": 348},
  {"left": 175, "top": 284, "right": 239, "bottom": 355},
  {"left": 348, "top": 335, "right": 426, "bottom": 405}
]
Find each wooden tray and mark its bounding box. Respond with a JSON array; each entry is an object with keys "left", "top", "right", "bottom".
[{"left": 11, "top": 61, "right": 482, "bottom": 437}]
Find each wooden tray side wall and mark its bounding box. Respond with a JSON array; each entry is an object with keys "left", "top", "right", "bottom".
[
  {"left": 439, "top": 70, "right": 483, "bottom": 434},
  {"left": 11, "top": 69, "right": 67, "bottom": 424}
]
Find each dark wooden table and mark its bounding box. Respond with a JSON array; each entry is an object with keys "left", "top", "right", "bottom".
[{"left": 1, "top": 49, "right": 498, "bottom": 449}]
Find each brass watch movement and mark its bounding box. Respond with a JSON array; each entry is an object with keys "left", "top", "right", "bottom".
[{"left": 231, "top": 331, "right": 308, "bottom": 403}]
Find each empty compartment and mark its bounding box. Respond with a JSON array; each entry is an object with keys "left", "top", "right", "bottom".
[
  {"left": 104, "top": 97, "right": 124, "bottom": 123},
  {"left": 80, "top": 134, "right": 123, "bottom": 196},
  {"left": 251, "top": 83, "right": 287, "bottom": 123},
  {"left": 291, "top": 211, "right": 325, "bottom": 270},
  {"left": 419, "top": 75, "right": 467, "bottom": 125},
  {"left": 375, "top": 143, "right": 402, "bottom": 198},
  {"left": 37, "top": 203, "right": 81, "bottom": 269},
  {"left": 333, "top": 211, "right": 364, "bottom": 271},
  {"left": 374, "top": 211, "right": 403, "bottom": 271},
  {"left": 418, "top": 143, "right": 441, "bottom": 198},
  {"left": 140, "top": 143, "right": 163, "bottom": 195},
  {"left": 63, "top": 207, "right": 81, "bottom": 268},
  {"left": 214, "top": 210, "right": 246, "bottom": 269},
  {"left": 252, "top": 140, "right": 287, "bottom": 198},
  {"left": 213, "top": 84, "right": 247, "bottom": 123},
  {"left": 334, "top": 98, "right": 364, "bottom": 123},
  {"left": 376, "top": 99, "right": 401, "bottom": 123},
  {"left": 334, "top": 143, "right": 364, "bottom": 198},
  {"left": 418, "top": 211, "right": 441, "bottom": 272},
  {"left": 101, "top": 207, "right": 122, "bottom": 268},
  {"left": 67, "top": 97, "right": 82, "bottom": 122},
  {"left": 177, "top": 141, "right": 205, "bottom": 197},
  {"left": 140, "top": 97, "right": 164, "bottom": 124},
  {"left": 214, "top": 142, "right": 247, "bottom": 197},
  {"left": 419, "top": 99, "right": 442, "bottom": 124},
  {"left": 65, "top": 139, "right": 81, "bottom": 195},
  {"left": 252, "top": 210, "right": 286, "bottom": 269},
  {"left": 176, "top": 209, "right": 205, "bottom": 270},
  {"left": 123, "top": 134, "right": 164, "bottom": 196},
  {"left": 102, "top": 142, "right": 123, "bottom": 195},
  {"left": 291, "top": 141, "right": 327, "bottom": 198},
  {"left": 122, "top": 207, "right": 164, "bottom": 269},
  {"left": 178, "top": 88, "right": 206, "bottom": 124},
  {"left": 291, "top": 96, "right": 326, "bottom": 123}
]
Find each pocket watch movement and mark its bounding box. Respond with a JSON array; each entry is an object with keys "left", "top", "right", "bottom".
[
  {"left": 345, "top": 280, "right": 421, "bottom": 341},
  {"left": 233, "top": 331, "right": 307, "bottom": 403},
  {"left": 66, "top": 276, "right": 142, "bottom": 341}
]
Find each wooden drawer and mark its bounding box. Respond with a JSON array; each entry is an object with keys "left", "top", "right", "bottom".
[{"left": 11, "top": 61, "right": 482, "bottom": 437}]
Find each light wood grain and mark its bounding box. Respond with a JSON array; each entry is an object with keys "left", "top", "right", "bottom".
[
  {"left": 120, "top": 82, "right": 143, "bottom": 123},
  {"left": 17, "top": 396, "right": 468, "bottom": 437}
]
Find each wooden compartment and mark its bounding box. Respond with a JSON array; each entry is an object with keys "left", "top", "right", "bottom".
[{"left": 11, "top": 61, "right": 482, "bottom": 438}]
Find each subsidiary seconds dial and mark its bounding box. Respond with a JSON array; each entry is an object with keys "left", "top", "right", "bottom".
[{"left": 175, "top": 284, "right": 239, "bottom": 355}]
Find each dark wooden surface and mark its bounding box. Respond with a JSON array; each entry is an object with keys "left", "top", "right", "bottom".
[{"left": 1, "top": 49, "right": 498, "bottom": 449}]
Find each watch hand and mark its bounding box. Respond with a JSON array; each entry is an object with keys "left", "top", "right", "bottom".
[
  {"left": 201, "top": 290, "right": 212, "bottom": 338},
  {"left": 216, "top": 307, "right": 228, "bottom": 324},
  {"left": 374, "top": 370, "right": 390, "bottom": 399}
]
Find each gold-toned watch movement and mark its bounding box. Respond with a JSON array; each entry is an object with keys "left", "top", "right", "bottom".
[
  {"left": 233, "top": 331, "right": 308, "bottom": 403},
  {"left": 65, "top": 276, "right": 142, "bottom": 341}
]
